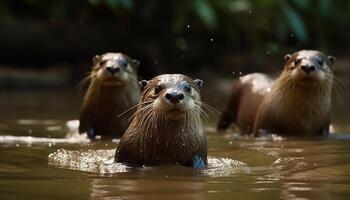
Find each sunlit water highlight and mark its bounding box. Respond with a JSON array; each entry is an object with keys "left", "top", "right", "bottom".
[
  {"left": 48, "top": 148, "right": 247, "bottom": 174},
  {"left": 0, "top": 120, "right": 90, "bottom": 146},
  {"left": 2, "top": 117, "right": 350, "bottom": 199}
]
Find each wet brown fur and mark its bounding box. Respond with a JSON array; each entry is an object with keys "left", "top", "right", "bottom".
[
  {"left": 217, "top": 50, "right": 335, "bottom": 136},
  {"left": 79, "top": 53, "right": 140, "bottom": 138},
  {"left": 115, "top": 74, "right": 207, "bottom": 167}
]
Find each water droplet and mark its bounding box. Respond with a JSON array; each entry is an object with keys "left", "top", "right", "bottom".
[
  {"left": 266, "top": 51, "right": 270, "bottom": 55},
  {"left": 16, "top": 144, "right": 19, "bottom": 147},
  {"left": 290, "top": 34, "right": 294, "bottom": 37},
  {"left": 239, "top": 72, "right": 243, "bottom": 76},
  {"left": 187, "top": 24, "right": 190, "bottom": 29},
  {"left": 210, "top": 38, "right": 214, "bottom": 42},
  {"left": 229, "top": 141, "right": 233, "bottom": 145},
  {"left": 48, "top": 142, "right": 52, "bottom": 147}
]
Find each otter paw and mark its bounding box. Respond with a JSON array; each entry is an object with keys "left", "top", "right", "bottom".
[
  {"left": 193, "top": 155, "right": 206, "bottom": 169},
  {"left": 87, "top": 128, "right": 96, "bottom": 139}
]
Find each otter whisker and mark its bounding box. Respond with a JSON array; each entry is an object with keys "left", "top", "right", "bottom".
[
  {"left": 128, "top": 103, "right": 153, "bottom": 122},
  {"left": 194, "top": 101, "right": 221, "bottom": 115},
  {"left": 193, "top": 104, "right": 209, "bottom": 119},
  {"left": 192, "top": 109, "right": 205, "bottom": 127},
  {"left": 118, "top": 100, "right": 153, "bottom": 118},
  {"left": 194, "top": 101, "right": 219, "bottom": 122},
  {"left": 325, "top": 73, "right": 345, "bottom": 98},
  {"left": 142, "top": 112, "right": 153, "bottom": 136},
  {"left": 138, "top": 106, "right": 154, "bottom": 130},
  {"left": 92, "top": 81, "right": 101, "bottom": 105},
  {"left": 76, "top": 73, "right": 92, "bottom": 92}
]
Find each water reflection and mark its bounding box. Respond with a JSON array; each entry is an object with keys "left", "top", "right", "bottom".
[
  {"left": 88, "top": 173, "right": 206, "bottom": 200},
  {"left": 1, "top": 91, "right": 350, "bottom": 199}
]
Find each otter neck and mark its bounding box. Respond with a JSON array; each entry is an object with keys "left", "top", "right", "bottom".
[
  {"left": 272, "top": 75, "right": 333, "bottom": 102},
  {"left": 133, "top": 110, "right": 203, "bottom": 144},
  {"left": 86, "top": 79, "right": 139, "bottom": 106},
  {"left": 265, "top": 75, "right": 332, "bottom": 129},
  {"left": 132, "top": 111, "right": 203, "bottom": 161},
  {"left": 143, "top": 114, "right": 199, "bottom": 136}
]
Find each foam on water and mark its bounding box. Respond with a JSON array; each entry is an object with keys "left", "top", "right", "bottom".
[
  {"left": 48, "top": 148, "right": 247, "bottom": 175},
  {"left": 0, "top": 133, "right": 89, "bottom": 145},
  {"left": 0, "top": 120, "right": 90, "bottom": 146},
  {"left": 204, "top": 157, "right": 248, "bottom": 177},
  {"left": 48, "top": 149, "right": 129, "bottom": 173}
]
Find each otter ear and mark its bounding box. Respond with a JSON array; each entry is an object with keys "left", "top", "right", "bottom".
[
  {"left": 284, "top": 54, "right": 292, "bottom": 61},
  {"left": 132, "top": 59, "right": 140, "bottom": 67},
  {"left": 92, "top": 55, "right": 100, "bottom": 66},
  {"left": 139, "top": 80, "right": 148, "bottom": 91},
  {"left": 194, "top": 79, "right": 203, "bottom": 89},
  {"left": 328, "top": 56, "right": 336, "bottom": 65}
]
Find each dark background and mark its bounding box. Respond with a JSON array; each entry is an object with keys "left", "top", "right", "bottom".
[{"left": 0, "top": 0, "right": 349, "bottom": 89}]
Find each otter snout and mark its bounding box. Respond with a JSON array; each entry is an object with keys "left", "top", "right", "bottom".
[
  {"left": 106, "top": 66, "right": 121, "bottom": 75},
  {"left": 301, "top": 65, "right": 316, "bottom": 74},
  {"left": 165, "top": 91, "right": 185, "bottom": 104}
]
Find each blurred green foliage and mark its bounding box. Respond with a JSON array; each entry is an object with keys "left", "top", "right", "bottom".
[{"left": 1, "top": 0, "right": 350, "bottom": 58}]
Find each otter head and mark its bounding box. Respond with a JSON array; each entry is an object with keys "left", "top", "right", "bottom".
[
  {"left": 282, "top": 50, "right": 335, "bottom": 87},
  {"left": 139, "top": 74, "right": 203, "bottom": 120},
  {"left": 91, "top": 53, "right": 140, "bottom": 86}
]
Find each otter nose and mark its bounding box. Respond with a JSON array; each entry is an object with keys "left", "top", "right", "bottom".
[
  {"left": 106, "top": 66, "right": 121, "bottom": 75},
  {"left": 301, "top": 65, "right": 316, "bottom": 74},
  {"left": 165, "top": 92, "right": 185, "bottom": 104}
]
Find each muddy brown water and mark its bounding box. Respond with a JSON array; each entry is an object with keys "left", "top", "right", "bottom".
[{"left": 1, "top": 90, "right": 350, "bottom": 200}]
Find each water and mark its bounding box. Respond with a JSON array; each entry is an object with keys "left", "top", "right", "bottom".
[{"left": 1, "top": 91, "right": 350, "bottom": 200}]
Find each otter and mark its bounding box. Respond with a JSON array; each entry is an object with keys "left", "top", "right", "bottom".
[
  {"left": 217, "top": 50, "right": 336, "bottom": 136},
  {"left": 79, "top": 53, "right": 141, "bottom": 139},
  {"left": 115, "top": 74, "right": 207, "bottom": 168}
]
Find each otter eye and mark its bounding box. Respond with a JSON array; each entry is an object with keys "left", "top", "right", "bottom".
[
  {"left": 317, "top": 60, "right": 324, "bottom": 66},
  {"left": 154, "top": 85, "right": 163, "bottom": 94},
  {"left": 184, "top": 83, "right": 192, "bottom": 93},
  {"left": 118, "top": 60, "right": 128, "bottom": 69},
  {"left": 180, "top": 81, "right": 192, "bottom": 94},
  {"left": 294, "top": 59, "right": 301, "bottom": 65},
  {"left": 100, "top": 60, "right": 107, "bottom": 66}
]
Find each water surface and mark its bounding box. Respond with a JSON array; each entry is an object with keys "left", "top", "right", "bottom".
[{"left": 1, "top": 91, "right": 350, "bottom": 200}]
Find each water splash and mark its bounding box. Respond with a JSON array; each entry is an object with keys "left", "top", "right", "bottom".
[
  {"left": 48, "top": 149, "right": 129, "bottom": 173},
  {"left": 0, "top": 120, "right": 89, "bottom": 146},
  {"left": 48, "top": 148, "right": 247, "bottom": 176},
  {"left": 0, "top": 133, "right": 89, "bottom": 146},
  {"left": 204, "top": 156, "right": 248, "bottom": 177}
]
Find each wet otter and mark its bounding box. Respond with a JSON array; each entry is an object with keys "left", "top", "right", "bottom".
[
  {"left": 217, "top": 50, "right": 336, "bottom": 136},
  {"left": 79, "top": 53, "right": 141, "bottom": 139},
  {"left": 115, "top": 74, "right": 207, "bottom": 168}
]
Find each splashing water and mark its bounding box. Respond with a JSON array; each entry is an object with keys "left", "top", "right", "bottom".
[
  {"left": 48, "top": 148, "right": 247, "bottom": 175},
  {"left": 48, "top": 149, "right": 129, "bottom": 173},
  {"left": 0, "top": 120, "right": 90, "bottom": 146}
]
